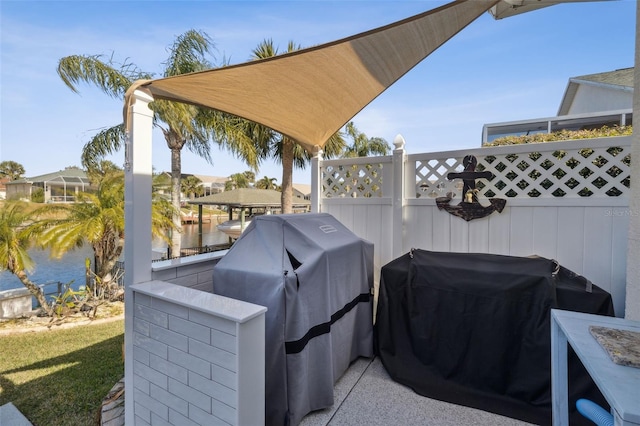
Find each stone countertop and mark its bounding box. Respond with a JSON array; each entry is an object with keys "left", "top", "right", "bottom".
[{"left": 590, "top": 325, "right": 640, "bottom": 368}]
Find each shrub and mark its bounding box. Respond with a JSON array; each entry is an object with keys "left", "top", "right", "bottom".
[
  {"left": 486, "top": 125, "right": 632, "bottom": 147},
  {"left": 31, "top": 187, "right": 44, "bottom": 203}
]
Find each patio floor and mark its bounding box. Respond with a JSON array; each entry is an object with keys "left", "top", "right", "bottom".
[
  {"left": 300, "top": 356, "right": 535, "bottom": 426},
  {"left": 93, "top": 354, "right": 538, "bottom": 425}
]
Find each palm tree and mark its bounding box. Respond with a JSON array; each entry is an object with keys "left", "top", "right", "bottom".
[
  {"left": 85, "top": 160, "right": 123, "bottom": 185},
  {"left": 0, "top": 161, "right": 26, "bottom": 181},
  {"left": 342, "top": 121, "right": 391, "bottom": 158},
  {"left": 181, "top": 175, "right": 204, "bottom": 200},
  {"left": 225, "top": 172, "right": 252, "bottom": 191},
  {"left": 57, "top": 30, "right": 259, "bottom": 256},
  {"left": 243, "top": 170, "right": 256, "bottom": 185},
  {"left": 152, "top": 171, "right": 171, "bottom": 196},
  {"left": 256, "top": 176, "right": 279, "bottom": 190},
  {"left": 28, "top": 172, "right": 175, "bottom": 296},
  {"left": 0, "top": 202, "right": 53, "bottom": 315},
  {"left": 250, "top": 39, "right": 346, "bottom": 213}
]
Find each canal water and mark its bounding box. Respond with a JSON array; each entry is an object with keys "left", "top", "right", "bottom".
[{"left": 0, "top": 222, "right": 230, "bottom": 292}]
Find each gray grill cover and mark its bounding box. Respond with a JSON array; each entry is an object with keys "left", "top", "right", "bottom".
[{"left": 212, "top": 213, "right": 374, "bottom": 426}]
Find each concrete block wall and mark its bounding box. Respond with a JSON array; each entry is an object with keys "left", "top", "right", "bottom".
[
  {"left": 130, "top": 281, "right": 266, "bottom": 425},
  {"left": 151, "top": 251, "right": 228, "bottom": 293},
  {"left": 0, "top": 288, "right": 33, "bottom": 319}
]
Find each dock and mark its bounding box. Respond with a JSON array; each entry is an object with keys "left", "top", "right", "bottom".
[{"left": 180, "top": 212, "right": 212, "bottom": 224}]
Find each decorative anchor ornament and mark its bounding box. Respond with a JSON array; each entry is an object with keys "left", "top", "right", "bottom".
[{"left": 435, "top": 155, "right": 506, "bottom": 221}]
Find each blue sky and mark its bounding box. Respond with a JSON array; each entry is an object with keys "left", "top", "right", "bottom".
[{"left": 0, "top": 0, "right": 635, "bottom": 184}]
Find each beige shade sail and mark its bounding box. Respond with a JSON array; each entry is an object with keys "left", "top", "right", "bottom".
[{"left": 137, "top": 0, "right": 499, "bottom": 153}]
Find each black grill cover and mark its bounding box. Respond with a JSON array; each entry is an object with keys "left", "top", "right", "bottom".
[{"left": 375, "top": 249, "right": 614, "bottom": 425}]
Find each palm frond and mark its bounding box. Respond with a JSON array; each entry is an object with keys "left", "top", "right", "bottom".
[
  {"left": 57, "top": 54, "right": 135, "bottom": 98},
  {"left": 286, "top": 41, "right": 303, "bottom": 53},
  {"left": 251, "top": 39, "right": 278, "bottom": 59},
  {"left": 0, "top": 202, "right": 36, "bottom": 273},
  {"left": 163, "top": 30, "right": 215, "bottom": 77},
  {"left": 341, "top": 122, "right": 388, "bottom": 158},
  {"left": 211, "top": 115, "right": 274, "bottom": 170},
  {"left": 185, "top": 136, "right": 212, "bottom": 164},
  {"left": 367, "top": 137, "right": 392, "bottom": 156},
  {"left": 324, "top": 131, "right": 348, "bottom": 159},
  {"left": 152, "top": 100, "right": 191, "bottom": 129},
  {"left": 81, "top": 124, "right": 126, "bottom": 170}
]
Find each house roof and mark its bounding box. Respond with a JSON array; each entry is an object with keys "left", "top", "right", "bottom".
[
  {"left": 571, "top": 67, "right": 634, "bottom": 88},
  {"left": 125, "top": 1, "right": 497, "bottom": 154},
  {"left": 6, "top": 168, "right": 90, "bottom": 185},
  {"left": 158, "top": 172, "right": 228, "bottom": 183},
  {"left": 292, "top": 184, "right": 311, "bottom": 197},
  {"left": 191, "top": 174, "right": 229, "bottom": 185},
  {"left": 558, "top": 67, "right": 634, "bottom": 115},
  {"left": 188, "top": 188, "right": 310, "bottom": 208}
]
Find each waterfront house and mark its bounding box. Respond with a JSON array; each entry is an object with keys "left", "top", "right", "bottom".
[
  {"left": 4, "top": 167, "right": 91, "bottom": 203},
  {"left": 153, "top": 172, "right": 229, "bottom": 199},
  {"left": 191, "top": 174, "right": 228, "bottom": 196}
]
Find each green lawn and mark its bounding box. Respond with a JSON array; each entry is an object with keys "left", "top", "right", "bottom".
[{"left": 0, "top": 320, "right": 124, "bottom": 426}]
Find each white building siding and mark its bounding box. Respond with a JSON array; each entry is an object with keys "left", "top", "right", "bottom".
[{"left": 567, "top": 84, "right": 632, "bottom": 115}]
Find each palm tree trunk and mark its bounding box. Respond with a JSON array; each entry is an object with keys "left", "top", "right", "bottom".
[
  {"left": 15, "top": 270, "right": 52, "bottom": 316},
  {"left": 97, "top": 255, "right": 121, "bottom": 294},
  {"left": 92, "top": 232, "right": 121, "bottom": 290},
  {"left": 281, "top": 137, "right": 294, "bottom": 214},
  {"left": 170, "top": 147, "right": 182, "bottom": 257}
]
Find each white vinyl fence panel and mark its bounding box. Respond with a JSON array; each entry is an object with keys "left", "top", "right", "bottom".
[{"left": 314, "top": 136, "right": 631, "bottom": 316}]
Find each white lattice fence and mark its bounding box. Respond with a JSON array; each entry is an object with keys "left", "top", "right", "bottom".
[
  {"left": 321, "top": 158, "right": 389, "bottom": 198},
  {"left": 411, "top": 138, "right": 631, "bottom": 202}
]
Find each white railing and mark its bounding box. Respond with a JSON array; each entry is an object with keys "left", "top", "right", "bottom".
[{"left": 314, "top": 135, "right": 632, "bottom": 316}]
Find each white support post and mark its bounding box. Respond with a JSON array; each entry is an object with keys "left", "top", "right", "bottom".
[
  {"left": 124, "top": 88, "right": 154, "bottom": 425},
  {"left": 311, "top": 145, "right": 323, "bottom": 213},
  {"left": 550, "top": 310, "right": 569, "bottom": 426},
  {"left": 392, "top": 135, "right": 406, "bottom": 258},
  {"left": 626, "top": 1, "right": 640, "bottom": 321}
]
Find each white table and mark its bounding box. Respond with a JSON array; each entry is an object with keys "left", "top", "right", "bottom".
[{"left": 551, "top": 309, "right": 640, "bottom": 425}]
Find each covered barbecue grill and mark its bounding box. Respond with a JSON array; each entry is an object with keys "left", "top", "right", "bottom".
[
  {"left": 375, "top": 249, "right": 614, "bottom": 425},
  {"left": 212, "top": 213, "right": 374, "bottom": 426}
]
